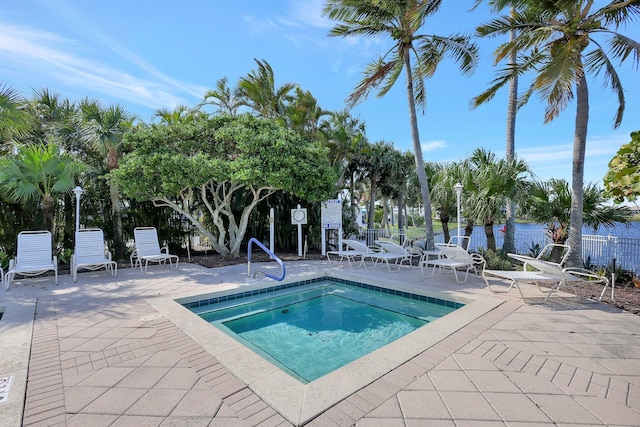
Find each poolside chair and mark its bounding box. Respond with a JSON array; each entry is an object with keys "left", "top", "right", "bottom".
[
  {"left": 419, "top": 243, "right": 483, "bottom": 284},
  {"left": 371, "top": 240, "right": 417, "bottom": 271},
  {"left": 72, "top": 228, "right": 117, "bottom": 282},
  {"left": 326, "top": 239, "right": 373, "bottom": 268},
  {"left": 482, "top": 250, "right": 610, "bottom": 303},
  {"left": 131, "top": 227, "right": 179, "bottom": 273},
  {"left": 5, "top": 230, "right": 58, "bottom": 290}
]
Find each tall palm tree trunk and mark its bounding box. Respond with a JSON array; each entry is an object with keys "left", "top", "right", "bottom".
[
  {"left": 503, "top": 20, "right": 518, "bottom": 254},
  {"left": 403, "top": 52, "right": 435, "bottom": 250},
  {"left": 566, "top": 73, "right": 589, "bottom": 267}
]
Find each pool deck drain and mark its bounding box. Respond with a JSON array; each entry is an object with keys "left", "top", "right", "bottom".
[{"left": 1, "top": 260, "right": 639, "bottom": 426}]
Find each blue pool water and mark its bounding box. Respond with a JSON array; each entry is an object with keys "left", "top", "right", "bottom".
[{"left": 188, "top": 279, "right": 461, "bottom": 383}]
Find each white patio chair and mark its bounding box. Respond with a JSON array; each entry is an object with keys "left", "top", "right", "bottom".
[
  {"left": 419, "top": 243, "right": 483, "bottom": 283},
  {"left": 326, "top": 239, "right": 373, "bottom": 268},
  {"left": 131, "top": 227, "right": 179, "bottom": 273},
  {"left": 372, "top": 240, "right": 417, "bottom": 271},
  {"left": 5, "top": 230, "right": 57, "bottom": 290},
  {"left": 482, "top": 251, "right": 610, "bottom": 303},
  {"left": 72, "top": 228, "right": 117, "bottom": 282}
]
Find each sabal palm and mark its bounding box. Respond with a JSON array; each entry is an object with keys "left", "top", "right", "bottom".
[
  {"left": 238, "top": 59, "right": 297, "bottom": 119},
  {"left": 476, "top": 0, "right": 640, "bottom": 266},
  {"left": 0, "top": 142, "right": 82, "bottom": 233},
  {"left": 324, "top": 0, "right": 478, "bottom": 249}
]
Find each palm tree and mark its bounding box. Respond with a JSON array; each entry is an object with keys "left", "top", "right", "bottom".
[
  {"left": 319, "top": 109, "right": 368, "bottom": 224},
  {"left": 476, "top": 0, "right": 640, "bottom": 266},
  {"left": 285, "top": 87, "right": 333, "bottom": 137},
  {"left": 524, "top": 178, "right": 632, "bottom": 262},
  {"left": 80, "top": 100, "right": 132, "bottom": 258},
  {"left": 238, "top": 59, "right": 297, "bottom": 119},
  {"left": 200, "top": 77, "right": 243, "bottom": 116},
  {"left": 324, "top": 0, "right": 478, "bottom": 250},
  {"left": 153, "top": 105, "right": 198, "bottom": 125},
  {"left": 357, "top": 140, "right": 395, "bottom": 230},
  {"left": 380, "top": 149, "right": 415, "bottom": 241},
  {"left": 465, "top": 148, "right": 531, "bottom": 251},
  {"left": 428, "top": 161, "right": 466, "bottom": 244},
  {"left": 0, "top": 83, "right": 30, "bottom": 148},
  {"left": 0, "top": 142, "right": 83, "bottom": 234}
]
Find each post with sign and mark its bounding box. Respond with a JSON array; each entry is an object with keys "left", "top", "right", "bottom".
[
  {"left": 291, "top": 204, "right": 307, "bottom": 257},
  {"left": 321, "top": 199, "right": 342, "bottom": 255}
]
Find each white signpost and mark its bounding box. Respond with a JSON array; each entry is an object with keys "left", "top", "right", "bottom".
[
  {"left": 321, "top": 199, "right": 342, "bottom": 255},
  {"left": 291, "top": 204, "right": 307, "bottom": 257}
]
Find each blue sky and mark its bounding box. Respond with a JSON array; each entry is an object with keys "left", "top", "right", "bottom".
[{"left": 1, "top": 0, "right": 638, "bottom": 187}]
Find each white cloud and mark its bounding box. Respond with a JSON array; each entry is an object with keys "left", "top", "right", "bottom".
[
  {"left": 422, "top": 140, "right": 447, "bottom": 151},
  {"left": 0, "top": 21, "right": 204, "bottom": 111}
]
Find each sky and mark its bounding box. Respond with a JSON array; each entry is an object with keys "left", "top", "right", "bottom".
[{"left": 1, "top": 0, "right": 639, "bottom": 188}]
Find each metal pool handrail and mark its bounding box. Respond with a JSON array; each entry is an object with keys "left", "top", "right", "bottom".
[{"left": 247, "top": 238, "right": 286, "bottom": 281}]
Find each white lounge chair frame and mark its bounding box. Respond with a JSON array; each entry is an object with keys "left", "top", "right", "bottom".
[
  {"left": 72, "top": 228, "right": 117, "bottom": 282},
  {"left": 419, "top": 243, "right": 483, "bottom": 283},
  {"left": 370, "top": 240, "right": 416, "bottom": 271},
  {"left": 482, "top": 252, "right": 610, "bottom": 303},
  {"left": 131, "top": 227, "right": 179, "bottom": 273},
  {"left": 326, "top": 239, "right": 372, "bottom": 268},
  {"left": 5, "top": 230, "right": 58, "bottom": 290}
]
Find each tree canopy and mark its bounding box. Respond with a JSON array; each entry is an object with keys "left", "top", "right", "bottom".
[
  {"left": 110, "top": 114, "right": 336, "bottom": 256},
  {"left": 604, "top": 131, "right": 640, "bottom": 204}
]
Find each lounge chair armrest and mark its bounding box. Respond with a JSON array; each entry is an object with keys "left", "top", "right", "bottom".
[
  {"left": 161, "top": 245, "right": 169, "bottom": 254},
  {"left": 9, "top": 258, "right": 15, "bottom": 269}
]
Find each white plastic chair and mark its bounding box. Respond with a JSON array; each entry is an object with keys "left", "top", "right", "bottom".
[
  {"left": 72, "top": 228, "right": 117, "bottom": 282},
  {"left": 131, "top": 227, "right": 179, "bottom": 273},
  {"left": 5, "top": 230, "right": 58, "bottom": 290}
]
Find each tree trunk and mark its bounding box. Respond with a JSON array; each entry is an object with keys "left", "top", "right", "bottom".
[
  {"left": 403, "top": 51, "right": 435, "bottom": 250},
  {"left": 503, "top": 18, "right": 518, "bottom": 254},
  {"left": 566, "top": 72, "right": 589, "bottom": 267},
  {"left": 484, "top": 219, "right": 496, "bottom": 251},
  {"left": 397, "top": 191, "right": 405, "bottom": 245},
  {"left": 464, "top": 219, "right": 474, "bottom": 250}
]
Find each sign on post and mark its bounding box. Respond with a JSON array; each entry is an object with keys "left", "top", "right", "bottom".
[{"left": 321, "top": 199, "right": 342, "bottom": 229}]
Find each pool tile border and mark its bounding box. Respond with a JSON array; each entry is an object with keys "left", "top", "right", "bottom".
[{"left": 180, "top": 276, "right": 465, "bottom": 310}]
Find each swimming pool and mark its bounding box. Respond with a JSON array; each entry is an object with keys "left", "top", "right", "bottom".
[
  {"left": 188, "top": 279, "right": 461, "bottom": 383},
  {"left": 151, "top": 270, "right": 502, "bottom": 425}
]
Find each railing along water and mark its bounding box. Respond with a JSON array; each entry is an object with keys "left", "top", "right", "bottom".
[{"left": 247, "top": 238, "right": 286, "bottom": 281}]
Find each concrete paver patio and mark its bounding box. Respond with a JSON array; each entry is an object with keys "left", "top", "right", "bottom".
[{"left": 1, "top": 259, "right": 639, "bottom": 426}]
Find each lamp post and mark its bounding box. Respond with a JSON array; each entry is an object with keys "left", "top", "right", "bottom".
[
  {"left": 73, "top": 186, "right": 84, "bottom": 235},
  {"left": 454, "top": 182, "right": 463, "bottom": 244}
]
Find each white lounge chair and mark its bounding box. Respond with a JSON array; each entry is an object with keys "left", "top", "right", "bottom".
[
  {"left": 482, "top": 252, "right": 610, "bottom": 303},
  {"left": 131, "top": 227, "right": 179, "bottom": 273},
  {"left": 371, "top": 240, "right": 416, "bottom": 271},
  {"left": 5, "top": 230, "right": 57, "bottom": 290},
  {"left": 326, "top": 239, "right": 373, "bottom": 267},
  {"left": 72, "top": 228, "right": 117, "bottom": 282},
  {"left": 419, "top": 243, "right": 483, "bottom": 283}
]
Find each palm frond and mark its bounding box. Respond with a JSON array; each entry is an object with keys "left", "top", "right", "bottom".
[{"left": 346, "top": 57, "right": 397, "bottom": 107}]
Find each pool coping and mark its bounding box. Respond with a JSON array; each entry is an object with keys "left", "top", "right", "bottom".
[{"left": 148, "top": 271, "right": 504, "bottom": 426}]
